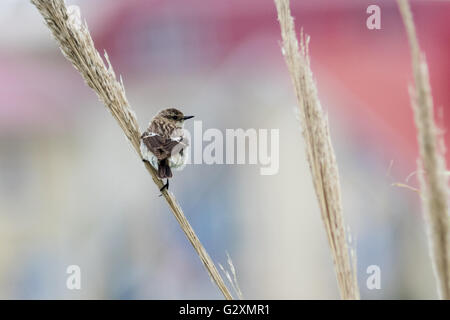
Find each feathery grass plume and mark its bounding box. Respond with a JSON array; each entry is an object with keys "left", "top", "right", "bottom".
[
  {"left": 218, "top": 252, "right": 243, "bottom": 300},
  {"left": 397, "top": 0, "right": 450, "bottom": 299},
  {"left": 274, "top": 0, "right": 359, "bottom": 299},
  {"left": 30, "top": 0, "right": 233, "bottom": 300}
]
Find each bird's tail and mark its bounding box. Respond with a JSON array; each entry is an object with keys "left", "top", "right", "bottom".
[{"left": 157, "top": 159, "right": 173, "bottom": 179}]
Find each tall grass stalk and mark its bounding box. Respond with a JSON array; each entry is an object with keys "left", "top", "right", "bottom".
[
  {"left": 397, "top": 0, "right": 450, "bottom": 299},
  {"left": 31, "top": 0, "right": 233, "bottom": 300},
  {"left": 274, "top": 0, "right": 359, "bottom": 300}
]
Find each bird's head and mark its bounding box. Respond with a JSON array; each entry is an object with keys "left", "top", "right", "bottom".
[{"left": 157, "top": 108, "right": 194, "bottom": 127}]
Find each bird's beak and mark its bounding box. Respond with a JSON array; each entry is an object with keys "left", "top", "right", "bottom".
[{"left": 183, "top": 115, "right": 194, "bottom": 120}]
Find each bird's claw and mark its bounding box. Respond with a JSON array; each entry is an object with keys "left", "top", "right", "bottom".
[{"left": 159, "top": 179, "right": 169, "bottom": 196}]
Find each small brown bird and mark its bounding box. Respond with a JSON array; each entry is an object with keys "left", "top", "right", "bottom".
[{"left": 140, "top": 108, "right": 194, "bottom": 192}]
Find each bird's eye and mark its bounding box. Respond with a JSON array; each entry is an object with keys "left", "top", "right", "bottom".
[{"left": 171, "top": 116, "right": 178, "bottom": 120}]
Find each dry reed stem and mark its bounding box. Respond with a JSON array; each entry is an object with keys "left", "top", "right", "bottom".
[
  {"left": 274, "top": 0, "right": 359, "bottom": 299},
  {"left": 392, "top": 182, "right": 420, "bottom": 194},
  {"left": 397, "top": 0, "right": 450, "bottom": 299},
  {"left": 31, "top": 0, "right": 233, "bottom": 300}
]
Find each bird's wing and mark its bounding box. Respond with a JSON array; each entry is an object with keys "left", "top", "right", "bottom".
[
  {"left": 141, "top": 131, "right": 188, "bottom": 160},
  {"left": 170, "top": 128, "right": 189, "bottom": 146}
]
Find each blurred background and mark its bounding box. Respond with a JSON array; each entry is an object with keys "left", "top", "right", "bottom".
[{"left": 0, "top": 0, "right": 449, "bottom": 299}]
